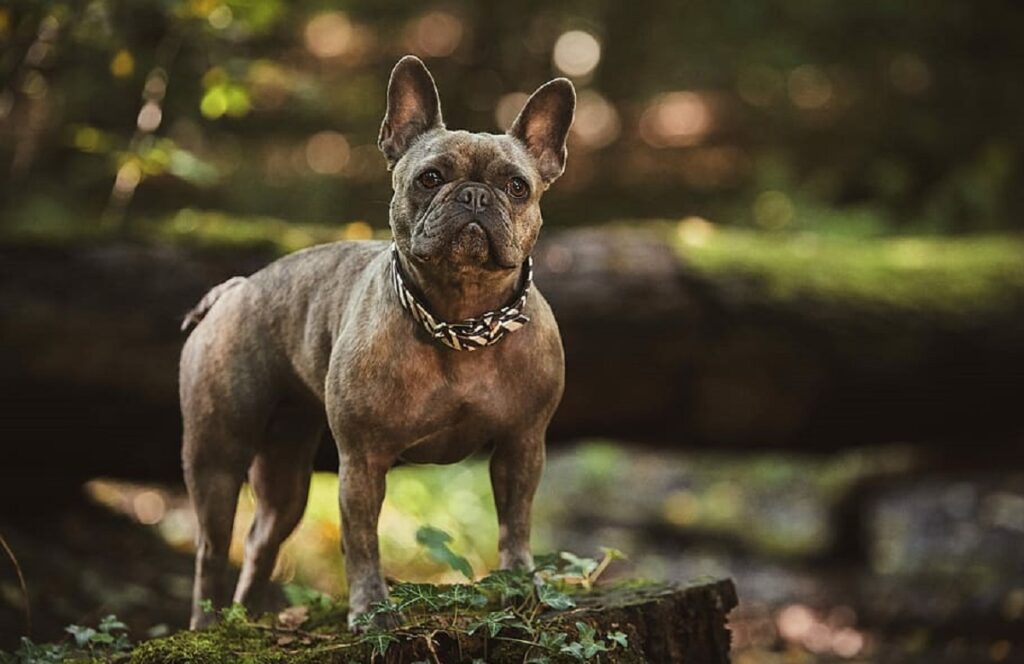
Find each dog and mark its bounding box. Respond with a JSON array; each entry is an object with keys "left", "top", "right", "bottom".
[{"left": 179, "top": 55, "right": 573, "bottom": 630}]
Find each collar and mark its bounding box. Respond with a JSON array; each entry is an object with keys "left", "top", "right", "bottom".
[{"left": 389, "top": 243, "right": 532, "bottom": 351}]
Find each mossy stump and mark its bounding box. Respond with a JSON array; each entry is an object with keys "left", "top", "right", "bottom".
[{"left": 129, "top": 579, "right": 737, "bottom": 663}]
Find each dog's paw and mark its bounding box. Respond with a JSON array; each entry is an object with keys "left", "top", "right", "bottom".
[{"left": 348, "top": 608, "right": 402, "bottom": 634}]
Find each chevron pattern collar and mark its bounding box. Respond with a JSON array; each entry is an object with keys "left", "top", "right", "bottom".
[{"left": 390, "top": 243, "right": 532, "bottom": 351}]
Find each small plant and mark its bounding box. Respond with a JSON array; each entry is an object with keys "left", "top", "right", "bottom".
[
  {"left": 1, "top": 614, "right": 131, "bottom": 664},
  {"left": 415, "top": 524, "right": 474, "bottom": 580}
]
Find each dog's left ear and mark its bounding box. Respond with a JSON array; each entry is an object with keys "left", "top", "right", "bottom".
[
  {"left": 508, "top": 78, "right": 576, "bottom": 184},
  {"left": 379, "top": 55, "right": 444, "bottom": 168}
]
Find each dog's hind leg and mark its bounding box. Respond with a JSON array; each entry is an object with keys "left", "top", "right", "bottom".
[
  {"left": 183, "top": 426, "right": 252, "bottom": 629},
  {"left": 232, "top": 407, "right": 323, "bottom": 614}
]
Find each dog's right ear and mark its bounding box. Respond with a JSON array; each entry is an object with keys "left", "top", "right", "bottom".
[{"left": 378, "top": 56, "right": 444, "bottom": 169}]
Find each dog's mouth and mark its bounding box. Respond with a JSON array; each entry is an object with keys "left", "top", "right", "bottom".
[{"left": 412, "top": 209, "right": 521, "bottom": 269}]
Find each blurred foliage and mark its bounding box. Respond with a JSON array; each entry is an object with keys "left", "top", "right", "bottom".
[
  {"left": 671, "top": 219, "right": 1024, "bottom": 315},
  {"left": 1, "top": 0, "right": 1022, "bottom": 232}
]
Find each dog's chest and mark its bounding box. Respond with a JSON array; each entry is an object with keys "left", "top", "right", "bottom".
[
  {"left": 397, "top": 355, "right": 517, "bottom": 463},
  {"left": 331, "top": 336, "right": 529, "bottom": 464}
]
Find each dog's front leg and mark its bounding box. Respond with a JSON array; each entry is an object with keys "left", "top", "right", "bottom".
[
  {"left": 337, "top": 450, "right": 397, "bottom": 631},
  {"left": 490, "top": 430, "right": 545, "bottom": 570}
]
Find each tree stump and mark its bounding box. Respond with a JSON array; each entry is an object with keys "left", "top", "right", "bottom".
[{"left": 129, "top": 579, "right": 737, "bottom": 663}]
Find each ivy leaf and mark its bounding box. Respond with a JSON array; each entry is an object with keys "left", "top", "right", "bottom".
[
  {"left": 478, "top": 569, "right": 531, "bottom": 603},
  {"left": 65, "top": 625, "right": 96, "bottom": 648},
  {"left": 608, "top": 631, "right": 629, "bottom": 648},
  {"left": 438, "top": 584, "right": 488, "bottom": 609},
  {"left": 560, "top": 552, "right": 599, "bottom": 578},
  {"left": 352, "top": 600, "right": 399, "bottom": 628},
  {"left": 532, "top": 553, "right": 562, "bottom": 573},
  {"left": 98, "top": 615, "right": 128, "bottom": 633},
  {"left": 538, "top": 583, "right": 576, "bottom": 610},
  {"left": 467, "top": 608, "right": 517, "bottom": 638},
  {"left": 416, "top": 525, "right": 473, "bottom": 580},
  {"left": 391, "top": 583, "right": 444, "bottom": 612},
  {"left": 359, "top": 632, "right": 399, "bottom": 658},
  {"left": 599, "top": 547, "right": 627, "bottom": 562},
  {"left": 537, "top": 630, "right": 568, "bottom": 650}
]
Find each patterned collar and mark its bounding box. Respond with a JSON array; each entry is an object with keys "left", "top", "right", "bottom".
[{"left": 389, "top": 243, "right": 532, "bottom": 351}]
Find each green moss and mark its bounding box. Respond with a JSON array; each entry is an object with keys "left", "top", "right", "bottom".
[{"left": 671, "top": 223, "right": 1024, "bottom": 315}]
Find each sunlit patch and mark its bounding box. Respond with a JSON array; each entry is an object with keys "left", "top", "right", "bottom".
[
  {"left": 553, "top": 30, "right": 601, "bottom": 78},
  {"left": 676, "top": 216, "right": 716, "bottom": 247}
]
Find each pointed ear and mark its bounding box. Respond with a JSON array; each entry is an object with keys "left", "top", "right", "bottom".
[
  {"left": 378, "top": 55, "right": 444, "bottom": 168},
  {"left": 508, "top": 78, "right": 576, "bottom": 183}
]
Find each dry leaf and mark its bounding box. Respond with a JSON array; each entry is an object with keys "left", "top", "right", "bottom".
[{"left": 277, "top": 605, "right": 309, "bottom": 630}]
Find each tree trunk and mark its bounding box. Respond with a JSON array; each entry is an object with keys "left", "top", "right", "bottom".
[{"left": 2, "top": 229, "right": 1023, "bottom": 488}]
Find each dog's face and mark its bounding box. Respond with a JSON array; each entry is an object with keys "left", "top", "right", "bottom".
[{"left": 379, "top": 56, "right": 575, "bottom": 272}]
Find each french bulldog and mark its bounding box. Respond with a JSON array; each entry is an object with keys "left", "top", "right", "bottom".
[{"left": 179, "top": 55, "right": 574, "bottom": 630}]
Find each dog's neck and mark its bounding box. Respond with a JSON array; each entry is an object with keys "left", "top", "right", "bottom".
[{"left": 395, "top": 250, "right": 524, "bottom": 322}]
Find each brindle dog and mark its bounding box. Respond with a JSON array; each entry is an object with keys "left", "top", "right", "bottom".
[{"left": 180, "top": 55, "right": 573, "bottom": 630}]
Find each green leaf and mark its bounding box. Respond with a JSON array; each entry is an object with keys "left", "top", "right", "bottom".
[
  {"left": 532, "top": 553, "right": 562, "bottom": 573},
  {"left": 608, "top": 631, "right": 629, "bottom": 648},
  {"left": 359, "top": 632, "right": 399, "bottom": 658},
  {"left": 575, "top": 621, "right": 597, "bottom": 642},
  {"left": 438, "top": 583, "right": 488, "bottom": 609},
  {"left": 98, "top": 615, "right": 128, "bottom": 633},
  {"left": 467, "top": 608, "right": 516, "bottom": 638},
  {"left": 599, "top": 546, "right": 627, "bottom": 562},
  {"left": 560, "top": 552, "right": 599, "bottom": 578},
  {"left": 538, "top": 583, "right": 576, "bottom": 610},
  {"left": 352, "top": 600, "right": 399, "bottom": 628},
  {"left": 416, "top": 525, "right": 473, "bottom": 580},
  {"left": 537, "top": 630, "right": 568, "bottom": 650},
  {"left": 391, "top": 582, "right": 448, "bottom": 612},
  {"left": 283, "top": 583, "right": 334, "bottom": 610},
  {"left": 65, "top": 625, "right": 96, "bottom": 648},
  {"left": 478, "top": 569, "right": 531, "bottom": 602}
]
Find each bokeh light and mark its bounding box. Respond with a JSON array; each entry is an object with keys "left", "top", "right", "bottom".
[
  {"left": 572, "top": 90, "right": 620, "bottom": 149},
  {"left": 552, "top": 30, "right": 601, "bottom": 78},
  {"left": 137, "top": 101, "right": 162, "bottom": 132},
  {"left": 304, "top": 12, "right": 354, "bottom": 59},
  {"left": 406, "top": 11, "right": 464, "bottom": 58},
  {"left": 889, "top": 53, "right": 932, "bottom": 95},
  {"left": 639, "top": 91, "right": 712, "bottom": 148},
  {"left": 494, "top": 92, "right": 530, "bottom": 130},
  {"left": 305, "top": 131, "right": 350, "bottom": 175},
  {"left": 788, "top": 65, "right": 833, "bottom": 110}
]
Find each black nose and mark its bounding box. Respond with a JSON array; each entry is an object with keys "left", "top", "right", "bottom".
[{"left": 455, "top": 184, "right": 492, "bottom": 213}]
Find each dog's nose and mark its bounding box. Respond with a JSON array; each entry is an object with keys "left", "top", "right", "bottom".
[{"left": 456, "top": 184, "right": 492, "bottom": 212}]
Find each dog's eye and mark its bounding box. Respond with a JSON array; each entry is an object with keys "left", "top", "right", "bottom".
[
  {"left": 417, "top": 169, "right": 445, "bottom": 189},
  {"left": 506, "top": 176, "right": 529, "bottom": 199}
]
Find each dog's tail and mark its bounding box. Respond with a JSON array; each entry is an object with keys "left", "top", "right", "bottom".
[{"left": 181, "top": 276, "right": 247, "bottom": 332}]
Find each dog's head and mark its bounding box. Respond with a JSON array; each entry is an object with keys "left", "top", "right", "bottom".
[{"left": 380, "top": 56, "right": 575, "bottom": 272}]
